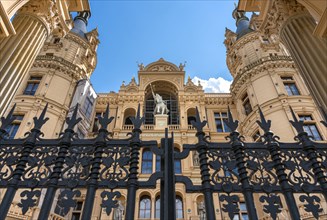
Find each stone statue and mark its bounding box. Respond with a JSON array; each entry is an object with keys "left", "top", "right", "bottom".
[
  {"left": 198, "top": 201, "right": 206, "bottom": 220},
  {"left": 193, "top": 151, "right": 200, "bottom": 166},
  {"left": 113, "top": 201, "right": 124, "bottom": 220},
  {"left": 150, "top": 83, "right": 169, "bottom": 115}
]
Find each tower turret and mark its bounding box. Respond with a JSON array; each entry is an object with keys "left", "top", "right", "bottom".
[
  {"left": 224, "top": 8, "right": 325, "bottom": 142},
  {"left": 5, "top": 11, "right": 99, "bottom": 139},
  {"left": 232, "top": 8, "right": 253, "bottom": 39}
]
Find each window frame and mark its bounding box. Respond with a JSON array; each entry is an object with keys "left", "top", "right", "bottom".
[
  {"left": 281, "top": 76, "right": 300, "bottom": 96},
  {"left": 23, "top": 76, "right": 42, "bottom": 96},
  {"left": 242, "top": 93, "right": 252, "bottom": 116},
  {"left": 214, "top": 112, "right": 231, "bottom": 133},
  {"left": 139, "top": 196, "right": 151, "bottom": 219},
  {"left": 298, "top": 114, "right": 322, "bottom": 141},
  {"left": 5, "top": 114, "right": 24, "bottom": 139},
  {"left": 141, "top": 149, "right": 153, "bottom": 174}
]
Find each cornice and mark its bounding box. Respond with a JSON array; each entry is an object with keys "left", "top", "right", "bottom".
[
  {"left": 231, "top": 55, "right": 295, "bottom": 94},
  {"left": 33, "top": 55, "right": 88, "bottom": 80}
]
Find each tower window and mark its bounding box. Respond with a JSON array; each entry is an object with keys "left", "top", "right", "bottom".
[
  {"left": 214, "top": 112, "right": 231, "bottom": 133},
  {"left": 281, "top": 76, "right": 300, "bottom": 96},
  {"left": 298, "top": 114, "right": 322, "bottom": 141},
  {"left": 23, "top": 76, "right": 42, "bottom": 95},
  {"left": 5, "top": 115, "right": 24, "bottom": 139},
  {"left": 242, "top": 93, "right": 252, "bottom": 116}
]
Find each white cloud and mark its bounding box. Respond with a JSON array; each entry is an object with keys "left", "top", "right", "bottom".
[{"left": 192, "top": 76, "right": 232, "bottom": 93}]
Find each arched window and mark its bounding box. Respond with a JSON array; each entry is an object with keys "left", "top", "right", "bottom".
[
  {"left": 174, "top": 148, "right": 182, "bottom": 174},
  {"left": 155, "top": 196, "right": 183, "bottom": 218},
  {"left": 187, "top": 116, "right": 196, "bottom": 125},
  {"left": 176, "top": 196, "right": 184, "bottom": 219},
  {"left": 144, "top": 81, "right": 179, "bottom": 125},
  {"left": 155, "top": 196, "right": 160, "bottom": 219},
  {"left": 141, "top": 149, "right": 153, "bottom": 174},
  {"left": 139, "top": 196, "right": 151, "bottom": 218},
  {"left": 124, "top": 117, "right": 133, "bottom": 125}
]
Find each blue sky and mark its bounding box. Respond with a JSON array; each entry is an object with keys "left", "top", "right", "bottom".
[{"left": 86, "top": 1, "right": 238, "bottom": 93}]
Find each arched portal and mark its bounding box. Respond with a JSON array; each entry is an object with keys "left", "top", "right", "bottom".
[{"left": 144, "top": 81, "right": 179, "bottom": 125}]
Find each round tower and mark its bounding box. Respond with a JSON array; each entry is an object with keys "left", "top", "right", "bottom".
[
  {"left": 224, "top": 9, "right": 325, "bottom": 141},
  {"left": 6, "top": 11, "right": 99, "bottom": 139}
]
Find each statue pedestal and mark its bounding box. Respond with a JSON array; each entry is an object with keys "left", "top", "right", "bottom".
[{"left": 154, "top": 114, "right": 168, "bottom": 129}]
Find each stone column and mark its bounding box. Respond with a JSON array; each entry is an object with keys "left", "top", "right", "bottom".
[
  {"left": 0, "top": 0, "right": 66, "bottom": 117},
  {"left": 280, "top": 14, "right": 327, "bottom": 113}
]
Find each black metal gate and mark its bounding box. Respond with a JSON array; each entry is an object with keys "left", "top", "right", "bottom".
[{"left": 0, "top": 103, "right": 326, "bottom": 220}]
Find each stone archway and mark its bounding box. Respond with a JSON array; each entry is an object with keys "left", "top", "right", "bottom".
[{"left": 144, "top": 80, "right": 179, "bottom": 125}]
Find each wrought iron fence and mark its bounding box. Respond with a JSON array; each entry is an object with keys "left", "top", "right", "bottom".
[{"left": 0, "top": 103, "right": 326, "bottom": 220}]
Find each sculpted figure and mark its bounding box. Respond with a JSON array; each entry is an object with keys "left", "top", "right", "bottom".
[
  {"left": 193, "top": 151, "right": 200, "bottom": 166},
  {"left": 198, "top": 201, "right": 206, "bottom": 220},
  {"left": 113, "top": 201, "right": 124, "bottom": 220},
  {"left": 150, "top": 84, "right": 169, "bottom": 115}
]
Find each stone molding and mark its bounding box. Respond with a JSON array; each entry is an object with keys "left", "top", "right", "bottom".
[
  {"left": 230, "top": 55, "right": 295, "bottom": 94},
  {"left": 33, "top": 55, "right": 87, "bottom": 80},
  {"left": 18, "top": 0, "right": 71, "bottom": 37}
]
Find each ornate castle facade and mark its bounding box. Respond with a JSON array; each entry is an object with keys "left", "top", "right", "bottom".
[{"left": 0, "top": 0, "right": 326, "bottom": 220}]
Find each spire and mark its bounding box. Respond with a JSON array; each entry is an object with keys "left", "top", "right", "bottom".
[
  {"left": 71, "top": 11, "right": 91, "bottom": 39},
  {"left": 232, "top": 7, "right": 253, "bottom": 39}
]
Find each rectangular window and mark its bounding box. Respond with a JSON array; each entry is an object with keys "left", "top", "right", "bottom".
[
  {"left": 23, "top": 76, "right": 42, "bottom": 95},
  {"left": 5, "top": 115, "right": 24, "bottom": 139},
  {"left": 214, "top": 112, "right": 230, "bottom": 132},
  {"left": 71, "top": 201, "right": 83, "bottom": 220},
  {"left": 233, "top": 202, "right": 248, "bottom": 220},
  {"left": 281, "top": 76, "right": 300, "bottom": 96},
  {"left": 242, "top": 93, "right": 252, "bottom": 116},
  {"left": 299, "top": 115, "right": 322, "bottom": 141},
  {"left": 82, "top": 95, "right": 95, "bottom": 118}
]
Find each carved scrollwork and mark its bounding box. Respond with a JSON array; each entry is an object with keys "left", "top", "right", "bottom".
[
  {"left": 19, "top": 0, "right": 68, "bottom": 36},
  {"left": 208, "top": 149, "right": 240, "bottom": 188},
  {"left": 245, "top": 148, "right": 278, "bottom": 188},
  {"left": 99, "top": 146, "right": 131, "bottom": 186},
  {"left": 0, "top": 146, "right": 21, "bottom": 185},
  {"left": 60, "top": 145, "right": 94, "bottom": 187},
  {"left": 22, "top": 145, "right": 58, "bottom": 187},
  {"left": 280, "top": 149, "right": 316, "bottom": 191}
]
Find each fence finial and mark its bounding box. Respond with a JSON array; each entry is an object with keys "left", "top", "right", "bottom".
[
  {"left": 66, "top": 104, "right": 82, "bottom": 130},
  {"left": 256, "top": 107, "right": 271, "bottom": 133},
  {"left": 131, "top": 103, "right": 144, "bottom": 129},
  {"left": 99, "top": 104, "right": 114, "bottom": 129},
  {"left": 33, "top": 103, "right": 49, "bottom": 130},
  {"left": 289, "top": 106, "right": 304, "bottom": 133},
  {"left": 191, "top": 107, "right": 207, "bottom": 132},
  {"left": 0, "top": 103, "right": 16, "bottom": 131},
  {"left": 225, "top": 106, "right": 238, "bottom": 132}
]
